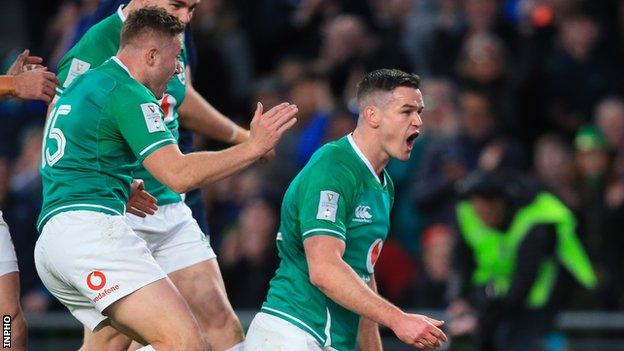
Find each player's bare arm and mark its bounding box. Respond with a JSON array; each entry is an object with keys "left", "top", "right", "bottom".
[
  {"left": 304, "top": 235, "right": 447, "bottom": 349},
  {"left": 178, "top": 66, "right": 250, "bottom": 144},
  {"left": 143, "top": 101, "right": 297, "bottom": 193},
  {"left": 358, "top": 276, "right": 383, "bottom": 351}
]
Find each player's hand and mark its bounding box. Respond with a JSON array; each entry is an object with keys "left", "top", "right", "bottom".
[
  {"left": 247, "top": 102, "right": 298, "bottom": 157},
  {"left": 6, "top": 49, "right": 45, "bottom": 75},
  {"left": 126, "top": 179, "right": 158, "bottom": 217},
  {"left": 390, "top": 313, "right": 447, "bottom": 349},
  {"left": 13, "top": 68, "right": 59, "bottom": 103}
]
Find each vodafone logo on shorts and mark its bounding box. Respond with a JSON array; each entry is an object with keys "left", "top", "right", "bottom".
[
  {"left": 366, "top": 239, "right": 384, "bottom": 274},
  {"left": 86, "top": 271, "right": 107, "bottom": 291}
]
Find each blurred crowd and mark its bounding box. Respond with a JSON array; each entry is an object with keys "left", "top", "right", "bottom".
[{"left": 2, "top": 0, "right": 624, "bottom": 318}]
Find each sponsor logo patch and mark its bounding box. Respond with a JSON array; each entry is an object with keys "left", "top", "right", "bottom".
[
  {"left": 353, "top": 205, "right": 373, "bottom": 223},
  {"left": 63, "top": 58, "right": 91, "bottom": 87},
  {"left": 141, "top": 103, "right": 166, "bottom": 133},
  {"left": 86, "top": 271, "right": 107, "bottom": 291},
  {"left": 317, "top": 190, "right": 339, "bottom": 222}
]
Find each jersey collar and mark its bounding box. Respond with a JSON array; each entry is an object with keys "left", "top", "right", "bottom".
[
  {"left": 347, "top": 133, "right": 383, "bottom": 184},
  {"left": 111, "top": 56, "right": 136, "bottom": 80},
  {"left": 117, "top": 5, "right": 127, "bottom": 22}
]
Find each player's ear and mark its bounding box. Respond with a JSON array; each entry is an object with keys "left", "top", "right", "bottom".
[
  {"left": 363, "top": 105, "right": 380, "bottom": 128},
  {"left": 145, "top": 47, "right": 158, "bottom": 67}
]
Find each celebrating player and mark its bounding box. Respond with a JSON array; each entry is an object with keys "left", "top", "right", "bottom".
[
  {"left": 35, "top": 8, "right": 297, "bottom": 351},
  {"left": 54, "top": 1, "right": 257, "bottom": 349},
  {"left": 245, "top": 69, "right": 447, "bottom": 350}
]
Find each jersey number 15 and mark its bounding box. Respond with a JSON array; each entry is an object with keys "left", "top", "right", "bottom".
[{"left": 41, "top": 104, "right": 71, "bottom": 168}]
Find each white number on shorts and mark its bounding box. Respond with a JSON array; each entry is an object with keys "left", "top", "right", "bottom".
[{"left": 42, "top": 104, "right": 72, "bottom": 168}]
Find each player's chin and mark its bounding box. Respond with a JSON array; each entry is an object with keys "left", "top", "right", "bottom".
[{"left": 391, "top": 148, "right": 411, "bottom": 161}]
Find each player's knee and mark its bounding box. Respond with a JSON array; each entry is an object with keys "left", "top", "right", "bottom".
[
  {"left": 205, "top": 307, "right": 239, "bottom": 331},
  {"left": 10, "top": 310, "right": 27, "bottom": 349}
]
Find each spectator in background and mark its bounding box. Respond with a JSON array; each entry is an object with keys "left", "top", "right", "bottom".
[
  {"left": 323, "top": 105, "right": 357, "bottom": 143},
  {"left": 533, "top": 133, "right": 580, "bottom": 209},
  {"left": 408, "top": 224, "right": 455, "bottom": 309},
  {"left": 594, "top": 97, "right": 624, "bottom": 177},
  {"left": 316, "top": 14, "right": 409, "bottom": 99},
  {"left": 429, "top": 0, "right": 518, "bottom": 78},
  {"left": 413, "top": 89, "right": 525, "bottom": 224},
  {"left": 449, "top": 170, "right": 596, "bottom": 351},
  {"left": 573, "top": 125, "right": 624, "bottom": 308},
  {"left": 220, "top": 197, "right": 279, "bottom": 308},
  {"left": 540, "top": 8, "right": 620, "bottom": 137},
  {"left": 191, "top": 0, "right": 254, "bottom": 118},
  {"left": 455, "top": 32, "right": 518, "bottom": 133}
]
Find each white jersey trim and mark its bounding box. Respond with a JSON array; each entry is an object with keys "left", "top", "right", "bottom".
[
  {"left": 139, "top": 138, "right": 176, "bottom": 156},
  {"left": 117, "top": 5, "right": 126, "bottom": 22},
  {"left": 347, "top": 134, "right": 380, "bottom": 184},
  {"left": 38, "top": 204, "right": 124, "bottom": 229},
  {"left": 324, "top": 308, "right": 332, "bottom": 347},
  {"left": 301, "top": 228, "right": 346, "bottom": 240},
  {"left": 111, "top": 56, "right": 136, "bottom": 80},
  {"left": 261, "top": 307, "right": 326, "bottom": 343}
]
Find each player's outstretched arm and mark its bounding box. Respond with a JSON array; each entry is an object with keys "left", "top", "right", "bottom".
[
  {"left": 304, "top": 236, "right": 448, "bottom": 349},
  {"left": 0, "top": 50, "right": 58, "bottom": 103},
  {"left": 143, "top": 102, "right": 297, "bottom": 193},
  {"left": 178, "top": 67, "right": 249, "bottom": 144}
]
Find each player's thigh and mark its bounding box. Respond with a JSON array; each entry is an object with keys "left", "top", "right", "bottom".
[
  {"left": 168, "top": 258, "right": 235, "bottom": 324},
  {"left": 104, "top": 277, "right": 201, "bottom": 345}
]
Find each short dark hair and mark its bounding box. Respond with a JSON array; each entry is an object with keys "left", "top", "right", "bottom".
[
  {"left": 356, "top": 69, "right": 421, "bottom": 103},
  {"left": 120, "top": 7, "right": 185, "bottom": 47}
]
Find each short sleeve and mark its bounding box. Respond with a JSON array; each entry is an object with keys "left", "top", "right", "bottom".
[
  {"left": 109, "top": 92, "right": 176, "bottom": 162},
  {"left": 298, "top": 160, "right": 356, "bottom": 242}
]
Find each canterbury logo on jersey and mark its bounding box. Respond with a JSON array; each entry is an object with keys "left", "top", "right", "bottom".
[{"left": 353, "top": 205, "right": 373, "bottom": 223}]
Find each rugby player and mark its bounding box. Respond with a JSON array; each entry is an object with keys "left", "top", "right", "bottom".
[
  {"left": 54, "top": 1, "right": 257, "bottom": 350},
  {"left": 245, "top": 69, "right": 447, "bottom": 350},
  {"left": 35, "top": 8, "right": 297, "bottom": 351}
]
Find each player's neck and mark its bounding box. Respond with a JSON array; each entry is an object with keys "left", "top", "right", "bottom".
[
  {"left": 115, "top": 52, "right": 147, "bottom": 86},
  {"left": 351, "top": 129, "right": 389, "bottom": 176}
]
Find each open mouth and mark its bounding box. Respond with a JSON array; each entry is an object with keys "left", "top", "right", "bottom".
[{"left": 406, "top": 131, "right": 419, "bottom": 147}]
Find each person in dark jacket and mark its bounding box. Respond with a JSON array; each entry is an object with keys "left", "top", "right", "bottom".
[{"left": 448, "top": 170, "right": 596, "bottom": 351}]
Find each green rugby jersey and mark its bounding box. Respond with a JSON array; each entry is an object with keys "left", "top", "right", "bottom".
[
  {"left": 262, "top": 134, "right": 394, "bottom": 351},
  {"left": 38, "top": 58, "right": 176, "bottom": 232},
  {"left": 56, "top": 5, "right": 187, "bottom": 205}
]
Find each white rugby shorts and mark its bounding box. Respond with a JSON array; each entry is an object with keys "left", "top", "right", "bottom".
[
  {"left": 245, "top": 312, "right": 338, "bottom": 351},
  {"left": 35, "top": 210, "right": 167, "bottom": 331},
  {"left": 126, "top": 200, "right": 216, "bottom": 274},
  {"left": 0, "top": 212, "right": 19, "bottom": 277}
]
